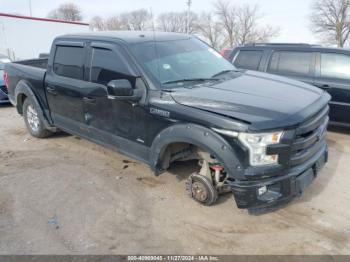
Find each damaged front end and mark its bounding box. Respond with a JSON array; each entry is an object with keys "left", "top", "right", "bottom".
[
  {"left": 231, "top": 145, "right": 327, "bottom": 212},
  {"left": 229, "top": 106, "right": 329, "bottom": 212}
]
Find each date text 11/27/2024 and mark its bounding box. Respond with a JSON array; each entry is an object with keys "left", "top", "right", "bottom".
[{"left": 127, "top": 255, "right": 220, "bottom": 261}]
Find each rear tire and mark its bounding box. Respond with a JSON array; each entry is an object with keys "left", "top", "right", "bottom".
[{"left": 23, "top": 98, "right": 52, "bottom": 138}]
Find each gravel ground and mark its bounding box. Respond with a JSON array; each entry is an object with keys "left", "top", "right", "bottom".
[{"left": 0, "top": 104, "right": 349, "bottom": 255}]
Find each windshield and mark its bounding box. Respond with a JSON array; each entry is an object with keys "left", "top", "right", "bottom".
[{"left": 130, "top": 38, "right": 235, "bottom": 88}]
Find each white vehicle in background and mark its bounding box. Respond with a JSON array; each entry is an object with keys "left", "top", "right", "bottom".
[{"left": 0, "top": 12, "right": 90, "bottom": 61}]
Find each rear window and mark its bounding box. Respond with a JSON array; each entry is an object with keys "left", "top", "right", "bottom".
[
  {"left": 233, "top": 50, "right": 263, "bottom": 70},
  {"left": 321, "top": 53, "right": 350, "bottom": 79},
  {"left": 53, "top": 46, "right": 84, "bottom": 80},
  {"left": 267, "top": 51, "right": 313, "bottom": 76}
]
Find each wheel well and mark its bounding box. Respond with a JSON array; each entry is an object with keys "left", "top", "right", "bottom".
[
  {"left": 17, "top": 93, "right": 27, "bottom": 115},
  {"left": 158, "top": 142, "right": 198, "bottom": 171},
  {"left": 158, "top": 142, "right": 216, "bottom": 171},
  {"left": 159, "top": 142, "right": 231, "bottom": 196}
]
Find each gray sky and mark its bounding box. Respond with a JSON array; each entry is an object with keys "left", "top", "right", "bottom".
[{"left": 0, "top": 0, "right": 318, "bottom": 43}]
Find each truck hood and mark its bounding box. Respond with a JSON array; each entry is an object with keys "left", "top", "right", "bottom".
[{"left": 170, "top": 71, "right": 330, "bottom": 131}]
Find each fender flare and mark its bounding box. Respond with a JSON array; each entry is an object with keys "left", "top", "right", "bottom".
[
  {"left": 149, "top": 123, "right": 244, "bottom": 179},
  {"left": 14, "top": 80, "right": 56, "bottom": 131}
]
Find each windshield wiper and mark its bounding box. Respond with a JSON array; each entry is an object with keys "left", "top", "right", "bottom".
[
  {"left": 161, "top": 89, "right": 175, "bottom": 92},
  {"left": 162, "top": 78, "right": 219, "bottom": 85},
  {"left": 211, "top": 69, "right": 235, "bottom": 78}
]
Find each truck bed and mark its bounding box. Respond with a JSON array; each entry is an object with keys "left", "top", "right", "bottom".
[
  {"left": 5, "top": 58, "right": 48, "bottom": 107},
  {"left": 15, "top": 58, "right": 48, "bottom": 69}
]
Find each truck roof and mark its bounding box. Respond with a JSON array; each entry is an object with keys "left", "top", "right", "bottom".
[{"left": 59, "top": 31, "right": 192, "bottom": 44}]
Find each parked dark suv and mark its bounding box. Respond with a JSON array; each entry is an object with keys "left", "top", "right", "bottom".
[{"left": 229, "top": 43, "right": 350, "bottom": 126}]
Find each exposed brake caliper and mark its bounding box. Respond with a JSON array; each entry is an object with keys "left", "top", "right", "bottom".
[{"left": 186, "top": 150, "right": 231, "bottom": 206}]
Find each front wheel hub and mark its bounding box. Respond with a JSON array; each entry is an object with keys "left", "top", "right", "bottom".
[
  {"left": 186, "top": 173, "right": 218, "bottom": 206},
  {"left": 191, "top": 181, "right": 208, "bottom": 202}
]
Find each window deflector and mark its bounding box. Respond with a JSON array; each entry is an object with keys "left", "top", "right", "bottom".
[{"left": 55, "top": 41, "right": 84, "bottom": 47}]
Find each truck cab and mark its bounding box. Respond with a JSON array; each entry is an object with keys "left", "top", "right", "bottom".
[{"left": 5, "top": 32, "right": 330, "bottom": 212}]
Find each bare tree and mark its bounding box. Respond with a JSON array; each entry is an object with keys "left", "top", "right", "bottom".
[
  {"left": 214, "top": 0, "right": 236, "bottom": 47},
  {"left": 157, "top": 12, "right": 184, "bottom": 33},
  {"left": 214, "top": 1, "right": 279, "bottom": 47},
  {"left": 254, "top": 25, "right": 280, "bottom": 43},
  {"left": 89, "top": 2, "right": 278, "bottom": 48},
  {"left": 124, "top": 9, "right": 153, "bottom": 30},
  {"left": 47, "top": 3, "right": 82, "bottom": 21},
  {"left": 90, "top": 15, "right": 125, "bottom": 31},
  {"left": 157, "top": 11, "right": 198, "bottom": 33},
  {"left": 233, "top": 5, "right": 279, "bottom": 46},
  {"left": 311, "top": 0, "right": 350, "bottom": 47},
  {"left": 90, "top": 16, "right": 106, "bottom": 31},
  {"left": 106, "top": 16, "right": 127, "bottom": 30},
  {"left": 197, "top": 12, "right": 225, "bottom": 49},
  {"left": 90, "top": 9, "right": 153, "bottom": 31}
]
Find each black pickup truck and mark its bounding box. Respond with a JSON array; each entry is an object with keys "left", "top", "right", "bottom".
[{"left": 5, "top": 31, "right": 331, "bottom": 212}]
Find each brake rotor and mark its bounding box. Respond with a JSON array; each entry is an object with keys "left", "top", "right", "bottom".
[
  {"left": 191, "top": 181, "right": 208, "bottom": 202},
  {"left": 186, "top": 173, "right": 218, "bottom": 206}
]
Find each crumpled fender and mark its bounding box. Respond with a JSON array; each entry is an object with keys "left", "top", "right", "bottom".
[
  {"left": 149, "top": 123, "right": 244, "bottom": 179},
  {"left": 14, "top": 80, "right": 56, "bottom": 131}
]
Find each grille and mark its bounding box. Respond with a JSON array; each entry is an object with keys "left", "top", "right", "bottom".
[
  {"left": 0, "top": 85, "right": 8, "bottom": 95},
  {"left": 290, "top": 106, "right": 329, "bottom": 166}
]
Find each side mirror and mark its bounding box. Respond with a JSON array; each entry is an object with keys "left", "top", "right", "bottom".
[
  {"left": 106, "top": 79, "right": 142, "bottom": 101},
  {"left": 107, "top": 79, "right": 133, "bottom": 97}
]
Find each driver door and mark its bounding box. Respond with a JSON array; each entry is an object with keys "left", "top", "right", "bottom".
[{"left": 82, "top": 42, "right": 142, "bottom": 146}]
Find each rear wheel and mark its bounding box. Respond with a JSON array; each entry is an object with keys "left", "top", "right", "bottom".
[{"left": 23, "top": 98, "right": 52, "bottom": 138}]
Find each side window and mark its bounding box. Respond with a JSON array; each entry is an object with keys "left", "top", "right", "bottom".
[
  {"left": 267, "top": 51, "right": 313, "bottom": 76},
  {"left": 233, "top": 50, "right": 263, "bottom": 71},
  {"left": 90, "top": 48, "right": 134, "bottom": 85},
  {"left": 321, "top": 53, "right": 350, "bottom": 79},
  {"left": 53, "top": 46, "right": 84, "bottom": 80}
]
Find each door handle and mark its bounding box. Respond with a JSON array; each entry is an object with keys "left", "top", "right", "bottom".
[
  {"left": 83, "top": 97, "right": 96, "bottom": 104},
  {"left": 46, "top": 86, "right": 58, "bottom": 95},
  {"left": 315, "top": 84, "right": 330, "bottom": 90}
]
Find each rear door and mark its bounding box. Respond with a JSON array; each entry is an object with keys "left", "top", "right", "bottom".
[
  {"left": 231, "top": 49, "right": 265, "bottom": 71},
  {"left": 314, "top": 52, "right": 350, "bottom": 125},
  {"left": 265, "top": 50, "right": 316, "bottom": 86},
  {"left": 45, "top": 41, "right": 90, "bottom": 135}
]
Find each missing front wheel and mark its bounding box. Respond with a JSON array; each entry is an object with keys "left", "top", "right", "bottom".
[
  {"left": 186, "top": 173, "right": 218, "bottom": 206},
  {"left": 185, "top": 151, "right": 232, "bottom": 206}
]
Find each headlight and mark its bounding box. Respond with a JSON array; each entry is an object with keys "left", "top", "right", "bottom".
[{"left": 238, "top": 131, "right": 283, "bottom": 166}]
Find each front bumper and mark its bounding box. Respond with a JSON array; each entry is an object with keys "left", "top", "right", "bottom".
[{"left": 230, "top": 143, "right": 328, "bottom": 211}]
